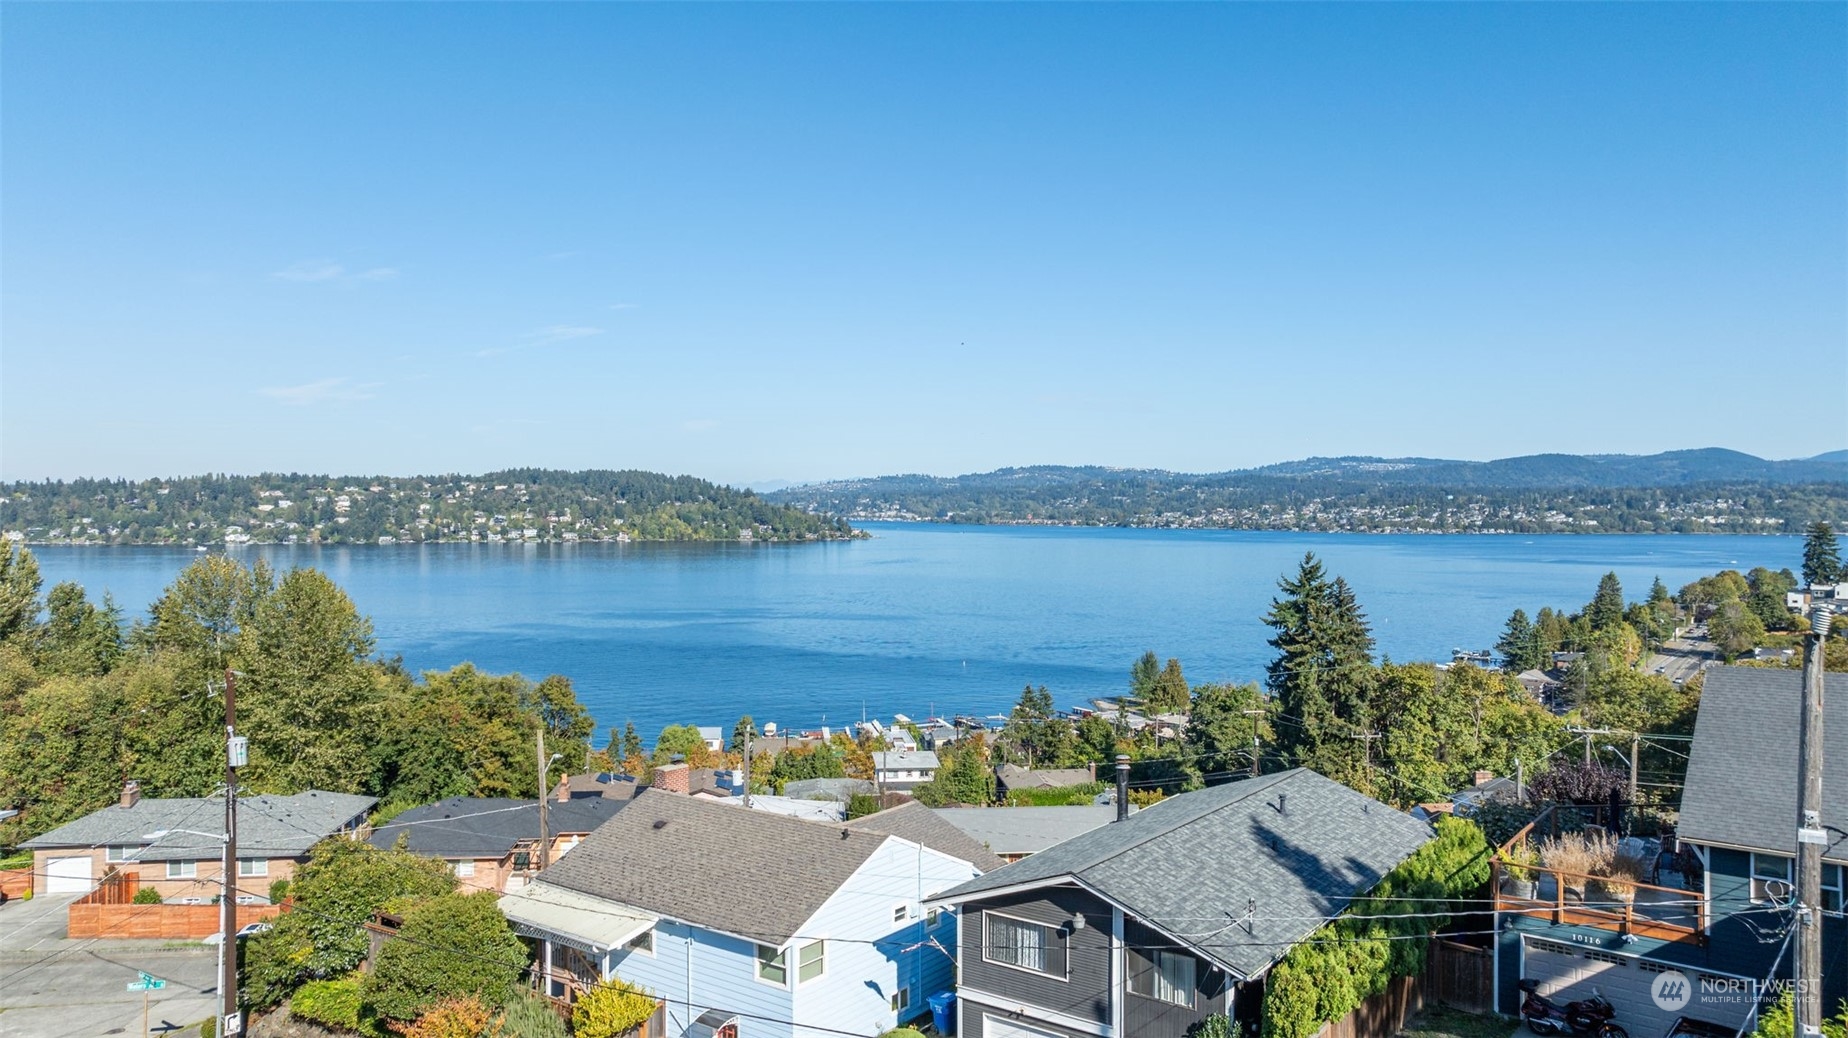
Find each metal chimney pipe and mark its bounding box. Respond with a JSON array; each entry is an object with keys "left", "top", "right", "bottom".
[{"left": 1115, "top": 754, "right": 1130, "bottom": 822}]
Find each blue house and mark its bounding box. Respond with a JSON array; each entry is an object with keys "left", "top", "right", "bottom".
[
  {"left": 500, "top": 791, "right": 1005, "bottom": 1037},
  {"left": 1492, "top": 667, "right": 1847, "bottom": 1036}
]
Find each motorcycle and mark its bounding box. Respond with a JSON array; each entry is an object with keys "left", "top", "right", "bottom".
[{"left": 1519, "top": 979, "right": 1629, "bottom": 1038}]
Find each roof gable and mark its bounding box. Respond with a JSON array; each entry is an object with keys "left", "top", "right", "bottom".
[
  {"left": 368, "top": 796, "right": 627, "bottom": 858},
  {"left": 844, "top": 801, "right": 1007, "bottom": 871}
]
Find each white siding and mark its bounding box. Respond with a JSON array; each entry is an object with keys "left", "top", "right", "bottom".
[{"left": 790, "top": 837, "right": 979, "bottom": 1034}]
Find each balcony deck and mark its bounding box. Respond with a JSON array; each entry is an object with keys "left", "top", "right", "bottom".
[{"left": 1494, "top": 808, "right": 1705, "bottom": 942}]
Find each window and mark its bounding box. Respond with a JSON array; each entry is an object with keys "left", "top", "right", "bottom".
[
  {"left": 166, "top": 860, "right": 197, "bottom": 879},
  {"left": 1131, "top": 949, "right": 1196, "bottom": 1008},
  {"left": 512, "top": 850, "right": 531, "bottom": 870},
  {"left": 926, "top": 908, "right": 943, "bottom": 929},
  {"left": 891, "top": 987, "right": 910, "bottom": 1012},
  {"left": 628, "top": 929, "right": 654, "bottom": 954},
  {"left": 893, "top": 904, "right": 909, "bottom": 923},
  {"left": 1751, "top": 853, "right": 1793, "bottom": 902},
  {"left": 983, "top": 912, "right": 1057, "bottom": 976},
  {"left": 755, "top": 943, "right": 788, "bottom": 985},
  {"left": 798, "top": 940, "right": 826, "bottom": 984},
  {"left": 106, "top": 845, "right": 141, "bottom": 863},
  {"left": 453, "top": 861, "right": 476, "bottom": 878},
  {"left": 1825, "top": 864, "right": 1843, "bottom": 916},
  {"left": 238, "top": 858, "right": 267, "bottom": 877}
]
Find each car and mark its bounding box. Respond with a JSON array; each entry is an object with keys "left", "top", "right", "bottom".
[
  {"left": 200, "top": 931, "right": 224, "bottom": 945},
  {"left": 236, "top": 922, "right": 273, "bottom": 939}
]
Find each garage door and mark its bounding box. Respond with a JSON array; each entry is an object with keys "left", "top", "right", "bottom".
[
  {"left": 982, "top": 1014, "right": 1068, "bottom": 1038},
  {"left": 44, "top": 856, "right": 93, "bottom": 893},
  {"left": 1521, "top": 938, "right": 1751, "bottom": 1036}
]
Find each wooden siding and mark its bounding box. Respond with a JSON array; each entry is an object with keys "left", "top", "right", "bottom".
[{"left": 960, "top": 886, "right": 1114, "bottom": 1029}]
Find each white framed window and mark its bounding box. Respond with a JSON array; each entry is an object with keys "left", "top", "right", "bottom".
[
  {"left": 238, "top": 858, "right": 267, "bottom": 877},
  {"left": 106, "top": 845, "right": 141, "bottom": 863},
  {"left": 1131, "top": 948, "right": 1197, "bottom": 1007},
  {"left": 166, "top": 860, "right": 197, "bottom": 879},
  {"left": 797, "top": 940, "right": 825, "bottom": 984},
  {"left": 893, "top": 904, "right": 909, "bottom": 923},
  {"left": 891, "top": 987, "right": 910, "bottom": 1012},
  {"left": 628, "top": 929, "right": 654, "bottom": 955},
  {"left": 982, "top": 911, "right": 1062, "bottom": 978},
  {"left": 1824, "top": 864, "right": 1843, "bottom": 916},
  {"left": 754, "top": 943, "right": 788, "bottom": 986},
  {"left": 927, "top": 907, "right": 943, "bottom": 928},
  {"left": 1751, "top": 853, "right": 1792, "bottom": 903},
  {"left": 453, "top": 860, "right": 476, "bottom": 878}
]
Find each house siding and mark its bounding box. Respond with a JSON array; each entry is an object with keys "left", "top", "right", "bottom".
[
  {"left": 790, "top": 837, "right": 980, "bottom": 1033},
  {"left": 600, "top": 919, "right": 797, "bottom": 1037},
  {"left": 961, "top": 1003, "right": 1095, "bottom": 1038},
  {"left": 959, "top": 885, "right": 1114, "bottom": 1030}
]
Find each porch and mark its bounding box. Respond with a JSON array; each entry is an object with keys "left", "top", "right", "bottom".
[{"left": 1492, "top": 807, "right": 1705, "bottom": 943}]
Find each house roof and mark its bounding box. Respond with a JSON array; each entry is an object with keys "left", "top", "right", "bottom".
[
  {"left": 1678, "top": 666, "right": 1848, "bottom": 864},
  {"left": 872, "top": 750, "right": 939, "bottom": 770},
  {"left": 844, "top": 801, "right": 1007, "bottom": 872},
  {"left": 932, "top": 805, "right": 1119, "bottom": 856},
  {"left": 499, "top": 881, "right": 656, "bottom": 955},
  {"left": 534, "top": 790, "right": 893, "bottom": 945},
  {"left": 22, "top": 790, "right": 375, "bottom": 861},
  {"left": 781, "top": 778, "right": 875, "bottom": 802},
  {"left": 930, "top": 769, "right": 1433, "bottom": 979},
  {"left": 1515, "top": 669, "right": 1557, "bottom": 685},
  {"left": 995, "top": 765, "right": 1096, "bottom": 790},
  {"left": 367, "top": 796, "right": 627, "bottom": 858}
]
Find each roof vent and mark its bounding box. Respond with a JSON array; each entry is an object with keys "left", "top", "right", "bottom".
[
  {"left": 652, "top": 819, "right": 668, "bottom": 830},
  {"left": 1278, "top": 793, "right": 1287, "bottom": 815}
]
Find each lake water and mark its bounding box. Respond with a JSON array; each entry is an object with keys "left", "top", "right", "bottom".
[{"left": 28, "top": 525, "right": 1796, "bottom": 742}]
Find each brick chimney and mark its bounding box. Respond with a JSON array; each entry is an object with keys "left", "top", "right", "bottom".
[
  {"left": 1087, "top": 761, "right": 1097, "bottom": 781},
  {"left": 120, "top": 780, "right": 141, "bottom": 809},
  {"left": 654, "top": 763, "right": 690, "bottom": 794},
  {"left": 1473, "top": 770, "right": 1494, "bottom": 787},
  {"left": 553, "top": 776, "right": 574, "bottom": 803}
]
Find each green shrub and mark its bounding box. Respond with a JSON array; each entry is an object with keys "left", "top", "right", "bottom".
[
  {"left": 493, "top": 989, "right": 569, "bottom": 1038},
  {"left": 267, "top": 878, "right": 290, "bottom": 904},
  {"left": 879, "top": 1029, "right": 928, "bottom": 1038},
  {"left": 361, "top": 891, "right": 525, "bottom": 1022},
  {"left": 1004, "top": 782, "right": 1106, "bottom": 807},
  {"left": 572, "top": 979, "right": 658, "bottom": 1038},
  {"left": 132, "top": 887, "right": 163, "bottom": 905},
  {"left": 292, "top": 978, "right": 364, "bottom": 1030},
  {"left": 1188, "top": 1016, "right": 1235, "bottom": 1038}
]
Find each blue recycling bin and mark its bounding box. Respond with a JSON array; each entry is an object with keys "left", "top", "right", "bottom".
[{"left": 928, "top": 991, "right": 957, "bottom": 1035}]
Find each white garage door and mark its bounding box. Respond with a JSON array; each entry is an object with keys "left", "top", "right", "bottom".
[
  {"left": 1522, "top": 937, "right": 1751, "bottom": 1036},
  {"left": 982, "top": 1014, "right": 1068, "bottom": 1038},
  {"left": 45, "top": 856, "right": 93, "bottom": 893}
]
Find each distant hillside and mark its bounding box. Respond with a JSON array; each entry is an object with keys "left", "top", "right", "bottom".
[
  {"left": 767, "top": 451, "right": 1848, "bottom": 533},
  {"left": 2, "top": 469, "right": 858, "bottom": 546}
]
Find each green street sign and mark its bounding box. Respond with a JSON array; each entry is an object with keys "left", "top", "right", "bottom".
[{"left": 126, "top": 971, "right": 166, "bottom": 992}]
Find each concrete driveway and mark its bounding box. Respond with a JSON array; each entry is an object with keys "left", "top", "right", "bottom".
[{"left": 0, "top": 894, "right": 220, "bottom": 1038}]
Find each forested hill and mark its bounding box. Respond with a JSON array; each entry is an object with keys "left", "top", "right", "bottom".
[
  {"left": 0, "top": 469, "right": 858, "bottom": 545},
  {"left": 766, "top": 450, "right": 1848, "bottom": 533}
]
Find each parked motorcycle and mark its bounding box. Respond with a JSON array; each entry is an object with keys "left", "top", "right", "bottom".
[{"left": 1519, "top": 979, "right": 1629, "bottom": 1038}]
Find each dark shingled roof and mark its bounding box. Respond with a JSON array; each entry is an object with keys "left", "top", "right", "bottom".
[
  {"left": 535, "top": 791, "right": 892, "bottom": 944},
  {"left": 21, "top": 790, "right": 374, "bottom": 861},
  {"left": 1678, "top": 666, "right": 1848, "bottom": 864},
  {"left": 844, "top": 800, "right": 1008, "bottom": 872},
  {"left": 369, "top": 797, "right": 627, "bottom": 858},
  {"left": 933, "top": 769, "right": 1433, "bottom": 978}
]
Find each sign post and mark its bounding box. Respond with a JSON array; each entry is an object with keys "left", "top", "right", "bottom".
[{"left": 125, "top": 973, "right": 166, "bottom": 1038}]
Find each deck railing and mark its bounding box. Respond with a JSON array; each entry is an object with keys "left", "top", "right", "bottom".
[{"left": 1492, "top": 806, "right": 1705, "bottom": 943}]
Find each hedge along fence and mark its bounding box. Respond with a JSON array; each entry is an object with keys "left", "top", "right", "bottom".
[{"left": 1262, "top": 816, "right": 1491, "bottom": 1038}]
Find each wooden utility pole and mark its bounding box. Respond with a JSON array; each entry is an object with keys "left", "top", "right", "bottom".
[
  {"left": 1244, "top": 710, "right": 1265, "bottom": 778},
  {"left": 742, "top": 725, "right": 753, "bottom": 809},
  {"left": 1796, "top": 607, "right": 1831, "bottom": 1038},
  {"left": 1629, "top": 734, "right": 1640, "bottom": 802},
  {"left": 536, "top": 727, "right": 550, "bottom": 871},
  {"left": 222, "top": 669, "right": 241, "bottom": 1036}
]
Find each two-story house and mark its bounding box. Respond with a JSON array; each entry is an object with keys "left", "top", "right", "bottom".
[
  {"left": 1492, "top": 667, "right": 1847, "bottom": 1036},
  {"left": 22, "top": 784, "right": 374, "bottom": 900},
  {"left": 929, "top": 768, "right": 1434, "bottom": 1038},
  {"left": 367, "top": 795, "right": 627, "bottom": 892},
  {"left": 872, "top": 750, "right": 940, "bottom": 791},
  {"left": 499, "top": 790, "right": 1005, "bottom": 1036}
]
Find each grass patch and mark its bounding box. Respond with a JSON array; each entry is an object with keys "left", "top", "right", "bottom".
[{"left": 1399, "top": 1005, "right": 1517, "bottom": 1038}]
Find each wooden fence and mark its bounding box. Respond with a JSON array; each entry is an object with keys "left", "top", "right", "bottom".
[
  {"left": 68, "top": 872, "right": 284, "bottom": 939},
  {"left": 0, "top": 868, "right": 30, "bottom": 899},
  {"left": 1315, "top": 940, "right": 1495, "bottom": 1038}
]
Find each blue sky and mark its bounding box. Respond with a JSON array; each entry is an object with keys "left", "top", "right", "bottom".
[{"left": 4, "top": 3, "right": 1843, "bottom": 488}]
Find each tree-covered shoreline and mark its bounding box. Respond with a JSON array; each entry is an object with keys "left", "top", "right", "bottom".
[{"left": 0, "top": 468, "right": 858, "bottom": 546}]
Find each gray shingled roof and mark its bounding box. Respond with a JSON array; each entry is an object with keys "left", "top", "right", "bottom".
[
  {"left": 844, "top": 801, "right": 1007, "bottom": 872},
  {"left": 22, "top": 790, "right": 375, "bottom": 861},
  {"left": 932, "top": 769, "right": 1433, "bottom": 978},
  {"left": 995, "top": 765, "right": 1097, "bottom": 790},
  {"left": 932, "top": 805, "right": 1119, "bottom": 856},
  {"left": 535, "top": 791, "right": 892, "bottom": 944},
  {"left": 368, "top": 797, "right": 628, "bottom": 858},
  {"left": 1679, "top": 666, "right": 1848, "bottom": 864}
]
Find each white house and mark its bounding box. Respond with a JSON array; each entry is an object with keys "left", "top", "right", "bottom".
[
  {"left": 871, "top": 750, "right": 940, "bottom": 791},
  {"left": 501, "top": 791, "right": 1003, "bottom": 1037}
]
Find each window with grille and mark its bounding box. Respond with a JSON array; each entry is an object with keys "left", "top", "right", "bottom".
[
  {"left": 798, "top": 940, "right": 826, "bottom": 984},
  {"left": 983, "top": 913, "right": 1057, "bottom": 976},
  {"left": 755, "top": 944, "right": 788, "bottom": 985}
]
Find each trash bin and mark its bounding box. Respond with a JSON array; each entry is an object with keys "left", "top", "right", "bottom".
[{"left": 928, "top": 991, "right": 957, "bottom": 1035}]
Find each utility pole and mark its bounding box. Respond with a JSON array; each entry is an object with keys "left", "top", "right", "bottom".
[
  {"left": 1243, "top": 709, "right": 1265, "bottom": 778},
  {"left": 1629, "top": 734, "right": 1640, "bottom": 802},
  {"left": 1796, "top": 606, "right": 1832, "bottom": 1038},
  {"left": 221, "top": 669, "right": 242, "bottom": 1037},
  {"left": 536, "top": 727, "right": 551, "bottom": 871},
  {"left": 742, "top": 725, "right": 753, "bottom": 809}
]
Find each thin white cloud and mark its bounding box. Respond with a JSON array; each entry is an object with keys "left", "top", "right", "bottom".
[
  {"left": 475, "top": 325, "right": 605, "bottom": 358},
  {"left": 271, "top": 261, "right": 400, "bottom": 284},
  {"left": 257, "top": 377, "right": 382, "bottom": 406}
]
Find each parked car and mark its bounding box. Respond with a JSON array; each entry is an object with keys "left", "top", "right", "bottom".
[{"left": 236, "top": 922, "right": 272, "bottom": 939}]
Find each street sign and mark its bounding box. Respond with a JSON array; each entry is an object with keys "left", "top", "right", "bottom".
[
  {"left": 223, "top": 1010, "right": 244, "bottom": 1035},
  {"left": 126, "top": 972, "right": 166, "bottom": 992}
]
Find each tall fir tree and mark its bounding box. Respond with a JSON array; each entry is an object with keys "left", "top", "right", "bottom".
[
  {"left": 1587, "top": 572, "right": 1626, "bottom": 631},
  {"left": 1804, "top": 522, "right": 1842, "bottom": 586},
  {"left": 1496, "top": 609, "right": 1543, "bottom": 673},
  {"left": 1263, "top": 554, "right": 1376, "bottom": 786}
]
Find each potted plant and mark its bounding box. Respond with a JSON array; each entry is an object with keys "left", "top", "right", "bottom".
[
  {"left": 1500, "top": 843, "right": 1540, "bottom": 900},
  {"left": 1598, "top": 849, "right": 1650, "bottom": 908},
  {"left": 1541, "top": 831, "right": 1615, "bottom": 903}
]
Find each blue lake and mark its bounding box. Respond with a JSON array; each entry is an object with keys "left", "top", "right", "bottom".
[{"left": 29, "top": 524, "right": 1796, "bottom": 742}]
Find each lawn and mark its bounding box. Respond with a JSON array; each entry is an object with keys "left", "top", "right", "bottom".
[{"left": 1400, "top": 1005, "right": 1520, "bottom": 1038}]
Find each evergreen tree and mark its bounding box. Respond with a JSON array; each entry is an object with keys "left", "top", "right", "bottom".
[
  {"left": 1495, "top": 609, "right": 1543, "bottom": 673},
  {"left": 1649, "top": 576, "right": 1672, "bottom": 605},
  {"left": 731, "top": 715, "right": 757, "bottom": 752},
  {"left": 1183, "top": 682, "right": 1265, "bottom": 780},
  {"left": 619, "top": 722, "right": 644, "bottom": 763},
  {"left": 1263, "top": 554, "right": 1375, "bottom": 783},
  {"left": 0, "top": 543, "right": 43, "bottom": 644},
  {"left": 1587, "top": 572, "right": 1625, "bottom": 631},
  {"left": 1129, "top": 651, "right": 1160, "bottom": 702},
  {"left": 1804, "top": 522, "right": 1842, "bottom": 586},
  {"left": 1146, "top": 658, "right": 1191, "bottom": 714}
]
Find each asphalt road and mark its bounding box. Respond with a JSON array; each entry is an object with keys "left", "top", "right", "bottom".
[
  {"left": 1644, "top": 630, "right": 1714, "bottom": 686},
  {"left": 0, "top": 894, "right": 218, "bottom": 1038}
]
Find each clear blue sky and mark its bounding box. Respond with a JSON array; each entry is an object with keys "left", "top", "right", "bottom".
[{"left": 4, "top": 3, "right": 1843, "bottom": 488}]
